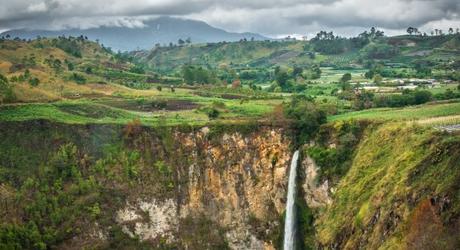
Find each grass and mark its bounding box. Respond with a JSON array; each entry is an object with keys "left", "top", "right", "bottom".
[
  {"left": 0, "top": 95, "right": 281, "bottom": 126},
  {"left": 319, "top": 67, "right": 367, "bottom": 83},
  {"left": 329, "top": 101, "right": 460, "bottom": 122},
  {"left": 316, "top": 122, "right": 460, "bottom": 249}
]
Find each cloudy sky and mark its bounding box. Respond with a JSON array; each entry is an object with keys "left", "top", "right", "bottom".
[{"left": 0, "top": 0, "right": 459, "bottom": 38}]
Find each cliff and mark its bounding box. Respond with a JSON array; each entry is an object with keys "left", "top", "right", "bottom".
[
  {"left": 304, "top": 121, "right": 460, "bottom": 249},
  {"left": 1, "top": 119, "right": 459, "bottom": 249},
  {"left": 0, "top": 121, "right": 294, "bottom": 249}
]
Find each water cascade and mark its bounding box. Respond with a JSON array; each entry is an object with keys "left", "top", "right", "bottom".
[{"left": 283, "top": 150, "right": 300, "bottom": 250}]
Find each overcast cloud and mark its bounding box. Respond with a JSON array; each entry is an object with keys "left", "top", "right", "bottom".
[{"left": 0, "top": 0, "right": 459, "bottom": 37}]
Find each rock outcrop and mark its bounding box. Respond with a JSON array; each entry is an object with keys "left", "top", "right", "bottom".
[{"left": 116, "top": 126, "right": 293, "bottom": 249}]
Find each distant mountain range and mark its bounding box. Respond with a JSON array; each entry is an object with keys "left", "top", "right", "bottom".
[{"left": 1, "top": 16, "right": 269, "bottom": 51}]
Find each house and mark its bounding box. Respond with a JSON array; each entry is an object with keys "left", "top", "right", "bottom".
[{"left": 397, "top": 85, "right": 418, "bottom": 90}]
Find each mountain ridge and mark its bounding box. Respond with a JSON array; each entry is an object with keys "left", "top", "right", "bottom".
[{"left": 1, "top": 16, "right": 269, "bottom": 51}]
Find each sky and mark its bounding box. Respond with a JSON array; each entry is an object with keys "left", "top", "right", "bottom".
[{"left": 0, "top": 0, "right": 459, "bottom": 38}]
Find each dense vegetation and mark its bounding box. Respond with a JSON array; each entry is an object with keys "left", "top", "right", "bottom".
[{"left": 314, "top": 122, "right": 460, "bottom": 249}]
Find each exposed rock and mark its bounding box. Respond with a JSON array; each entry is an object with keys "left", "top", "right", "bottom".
[
  {"left": 117, "top": 127, "right": 292, "bottom": 249},
  {"left": 301, "top": 155, "right": 332, "bottom": 208},
  {"left": 116, "top": 199, "right": 178, "bottom": 243}
]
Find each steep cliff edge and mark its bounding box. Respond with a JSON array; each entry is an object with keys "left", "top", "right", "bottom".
[
  {"left": 304, "top": 121, "right": 460, "bottom": 249},
  {"left": 1, "top": 119, "right": 459, "bottom": 249},
  {"left": 0, "top": 121, "right": 293, "bottom": 249}
]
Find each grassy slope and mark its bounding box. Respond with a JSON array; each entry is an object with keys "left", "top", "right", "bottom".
[
  {"left": 0, "top": 38, "right": 149, "bottom": 102},
  {"left": 315, "top": 122, "right": 460, "bottom": 249}
]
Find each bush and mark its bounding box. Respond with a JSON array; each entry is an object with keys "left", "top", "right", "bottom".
[
  {"left": 28, "top": 77, "right": 40, "bottom": 87},
  {"left": 206, "top": 108, "right": 220, "bottom": 119},
  {"left": 374, "top": 90, "right": 432, "bottom": 107},
  {"left": 70, "top": 73, "right": 86, "bottom": 84},
  {"left": 340, "top": 73, "right": 352, "bottom": 83},
  {"left": 0, "top": 73, "right": 16, "bottom": 103},
  {"left": 129, "top": 65, "right": 145, "bottom": 74}
]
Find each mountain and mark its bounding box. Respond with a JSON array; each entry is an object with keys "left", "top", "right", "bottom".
[{"left": 0, "top": 16, "right": 269, "bottom": 51}]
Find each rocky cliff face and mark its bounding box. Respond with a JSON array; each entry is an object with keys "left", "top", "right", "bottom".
[
  {"left": 0, "top": 121, "right": 298, "bottom": 249},
  {"left": 109, "top": 126, "right": 294, "bottom": 249}
]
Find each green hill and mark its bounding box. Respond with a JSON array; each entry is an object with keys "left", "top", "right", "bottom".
[
  {"left": 136, "top": 34, "right": 460, "bottom": 79},
  {"left": 0, "top": 37, "right": 158, "bottom": 103}
]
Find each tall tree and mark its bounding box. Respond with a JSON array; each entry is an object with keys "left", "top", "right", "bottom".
[{"left": 407, "top": 27, "right": 415, "bottom": 35}]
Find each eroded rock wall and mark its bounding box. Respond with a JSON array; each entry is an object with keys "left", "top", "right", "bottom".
[{"left": 116, "top": 126, "right": 293, "bottom": 249}]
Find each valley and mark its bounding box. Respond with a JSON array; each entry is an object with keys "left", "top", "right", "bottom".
[{"left": 0, "top": 23, "right": 460, "bottom": 249}]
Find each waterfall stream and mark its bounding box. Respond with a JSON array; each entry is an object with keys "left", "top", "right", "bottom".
[{"left": 283, "top": 150, "right": 299, "bottom": 250}]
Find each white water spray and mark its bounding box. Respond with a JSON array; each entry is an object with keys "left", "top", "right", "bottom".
[{"left": 283, "top": 150, "right": 299, "bottom": 250}]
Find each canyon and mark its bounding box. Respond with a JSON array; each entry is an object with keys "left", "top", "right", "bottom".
[{"left": 0, "top": 120, "right": 459, "bottom": 249}]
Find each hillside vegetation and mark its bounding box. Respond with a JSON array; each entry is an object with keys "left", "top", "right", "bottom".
[
  {"left": 0, "top": 36, "right": 159, "bottom": 103},
  {"left": 312, "top": 122, "right": 460, "bottom": 249},
  {"left": 137, "top": 33, "right": 460, "bottom": 78}
]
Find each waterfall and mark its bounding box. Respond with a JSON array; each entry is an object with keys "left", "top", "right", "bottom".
[{"left": 283, "top": 150, "right": 299, "bottom": 250}]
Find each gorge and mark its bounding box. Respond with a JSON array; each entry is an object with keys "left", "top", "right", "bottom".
[{"left": 0, "top": 119, "right": 459, "bottom": 249}]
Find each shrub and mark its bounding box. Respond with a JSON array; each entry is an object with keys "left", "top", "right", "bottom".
[
  {"left": 340, "top": 73, "right": 352, "bottom": 83},
  {"left": 28, "top": 77, "right": 40, "bottom": 87},
  {"left": 70, "top": 73, "right": 86, "bottom": 84},
  {"left": 206, "top": 108, "right": 220, "bottom": 119},
  {"left": 129, "top": 65, "right": 145, "bottom": 74},
  {"left": 0, "top": 73, "right": 16, "bottom": 103}
]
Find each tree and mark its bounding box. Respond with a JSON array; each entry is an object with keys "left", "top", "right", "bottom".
[
  {"left": 340, "top": 73, "right": 352, "bottom": 83},
  {"left": 353, "top": 90, "right": 374, "bottom": 110},
  {"left": 413, "top": 90, "right": 432, "bottom": 104},
  {"left": 185, "top": 37, "right": 191, "bottom": 44},
  {"left": 275, "top": 71, "right": 289, "bottom": 89},
  {"left": 448, "top": 27, "right": 454, "bottom": 34},
  {"left": 292, "top": 66, "right": 303, "bottom": 77},
  {"left": 283, "top": 95, "right": 327, "bottom": 143},
  {"left": 407, "top": 27, "right": 415, "bottom": 35},
  {"left": 178, "top": 39, "right": 185, "bottom": 46}
]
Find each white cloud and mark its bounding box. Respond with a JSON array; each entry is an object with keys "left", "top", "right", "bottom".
[
  {"left": 26, "top": 2, "right": 48, "bottom": 12},
  {"left": 0, "top": 0, "right": 459, "bottom": 36}
]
